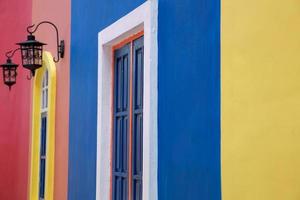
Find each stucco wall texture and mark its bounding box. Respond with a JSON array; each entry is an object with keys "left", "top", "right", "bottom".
[
  {"left": 32, "top": 0, "right": 71, "bottom": 199},
  {"left": 0, "top": 0, "right": 32, "bottom": 199},
  {"left": 1, "top": 0, "right": 300, "bottom": 199},
  {"left": 69, "top": 0, "right": 221, "bottom": 199},
  {"left": 222, "top": 0, "right": 300, "bottom": 199}
]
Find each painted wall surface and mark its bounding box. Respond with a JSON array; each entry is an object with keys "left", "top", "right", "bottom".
[
  {"left": 69, "top": 0, "right": 145, "bottom": 199},
  {"left": 222, "top": 0, "right": 300, "bottom": 199},
  {"left": 0, "top": 0, "right": 32, "bottom": 199},
  {"left": 32, "top": 0, "right": 71, "bottom": 199},
  {"left": 70, "top": 0, "right": 221, "bottom": 199},
  {"left": 158, "top": 1, "right": 221, "bottom": 199}
]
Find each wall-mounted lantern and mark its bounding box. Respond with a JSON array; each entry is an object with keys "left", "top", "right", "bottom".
[
  {"left": 0, "top": 51, "right": 19, "bottom": 90},
  {"left": 16, "top": 35, "right": 46, "bottom": 76},
  {"left": 1, "top": 21, "right": 64, "bottom": 90},
  {"left": 16, "top": 21, "right": 65, "bottom": 77}
]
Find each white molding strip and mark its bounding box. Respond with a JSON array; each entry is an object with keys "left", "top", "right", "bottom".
[{"left": 96, "top": 1, "right": 158, "bottom": 200}]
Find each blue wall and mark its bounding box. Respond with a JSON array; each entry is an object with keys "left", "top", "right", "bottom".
[
  {"left": 69, "top": 0, "right": 221, "bottom": 199},
  {"left": 157, "top": 0, "right": 221, "bottom": 199},
  {"left": 69, "top": 0, "right": 145, "bottom": 199}
]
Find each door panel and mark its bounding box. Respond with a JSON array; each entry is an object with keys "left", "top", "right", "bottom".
[{"left": 112, "top": 44, "right": 130, "bottom": 200}]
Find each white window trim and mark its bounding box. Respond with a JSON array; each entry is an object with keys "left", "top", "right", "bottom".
[{"left": 96, "top": 1, "right": 158, "bottom": 200}]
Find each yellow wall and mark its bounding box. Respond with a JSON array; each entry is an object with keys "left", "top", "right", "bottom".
[{"left": 222, "top": 0, "right": 300, "bottom": 199}]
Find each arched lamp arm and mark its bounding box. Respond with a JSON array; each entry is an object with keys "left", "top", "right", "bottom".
[
  {"left": 6, "top": 48, "right": 21, "bottom": 59},
  {"left": 27, "top": 21, "right": 64, "bottom": 63}
]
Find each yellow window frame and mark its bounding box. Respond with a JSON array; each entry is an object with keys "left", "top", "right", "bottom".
[{"left": 29, "top": 52, "right": 56, "bottom": 200}]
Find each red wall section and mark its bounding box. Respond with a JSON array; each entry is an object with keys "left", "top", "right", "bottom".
[
  {"left": 0, "top": 0, "right": 32, "bottom": 200},
  {"left": 32, "top": 0, "right": 71, "bottom": 199}
]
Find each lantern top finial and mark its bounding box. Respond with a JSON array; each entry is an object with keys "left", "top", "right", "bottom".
[
  {"left": 16, "top": 35, "right": 47, "bottom": 47},
  {"left": 0, "top": 58, "right": 18, "bottom": 68}
]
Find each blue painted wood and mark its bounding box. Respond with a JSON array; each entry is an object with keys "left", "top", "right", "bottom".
[
  {"left": 39, "top": 115, "right": 47, "bottom": 199},
  {"left": 69, "top": 1, "right": 145, "bottom": 199},
  {"left": 158, "top": 0, "right": 221, "bottom": 199},
  {"left": 113, "top": 44, "right": 130, "bottom": 200},
  {"left": 132, "top": 36, "right": 144, "bottom": 200},
  {"left": 69, "top": 0, "right": 221, "bottom": 199}
]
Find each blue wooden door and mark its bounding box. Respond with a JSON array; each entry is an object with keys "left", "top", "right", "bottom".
[
  {"left": 112, "top": 36, "right": 144, "bottom": 200},
  {"left": 113, "top": 43, "right": 130, "bottom": 200},
  {"left": 132, "top": 36, "right": 144, "bottom": 200}
]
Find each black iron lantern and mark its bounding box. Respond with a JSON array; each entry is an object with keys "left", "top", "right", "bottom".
[
  {"left": 16, "top": 21, "right": 64, "bottom": 77},
  {"left": 0, "top": 58, "right": 18, "bottom": 90},
  {"left": 0, "top": 21, "right": 65, "bottom": 90},
  {"left": 16, "top": 35, "right": 46, "bottom": 76}
]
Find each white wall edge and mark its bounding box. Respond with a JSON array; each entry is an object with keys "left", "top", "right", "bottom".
[{"left": 97, "top": 1, "right": 158, "bottom": 200}]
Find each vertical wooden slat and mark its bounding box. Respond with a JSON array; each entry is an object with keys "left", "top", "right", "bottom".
[
  {"left": 112, "top": 44, "right": 130, "bottom": 200},
  {"left": 132, "top": 36, "right": 144, "bottom": 200}
]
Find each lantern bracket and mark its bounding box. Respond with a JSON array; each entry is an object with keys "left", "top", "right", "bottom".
[
  {"left": 5, "top": 48, "right": 21, "bottom": 59},
  {"left": 27, "top": 21, "right": 65, "bottom": 63},
  {"left": 5, "top": 48, "right": 36, "bottom": 80}
]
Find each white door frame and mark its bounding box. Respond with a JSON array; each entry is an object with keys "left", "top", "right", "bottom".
[{"left": 96, "top": 1, "right": 158, "bottom": 200}]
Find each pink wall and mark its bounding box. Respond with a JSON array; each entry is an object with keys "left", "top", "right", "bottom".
[
  {"left": 32, "top": 0, "right": 70, "bottom": 199},
  {"left": 0, "top": 0, "right": 32, "bottom": 199},
  {"left": 0, "top": 0, "right": 70, "bottom": 199}
]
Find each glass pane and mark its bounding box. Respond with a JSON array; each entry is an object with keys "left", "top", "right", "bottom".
[
  {"left": 39, "top": 116, "right": 47, "bottom": 199},
  {"left": 41, "top": 70, "right": 49, "bottom": 110},
  {"left": 45, "top": 88, "right": 48, "bottom": 109}
]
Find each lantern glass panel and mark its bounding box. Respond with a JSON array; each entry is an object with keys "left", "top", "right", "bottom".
[
  {"left": 21, "top": 45, "right": 43, "bottom": 69},
  {"left": 2, "top": 66, "right": 17, "bottom": 86},
  {"left": 4, "top": 68, "right": 9, "bottom": 78},
  {"left": 34, "top": 46, "right": 43, "bottom": 66},
  {"left": 21, "top": 46, "right": 30, "bottom": 66}
]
